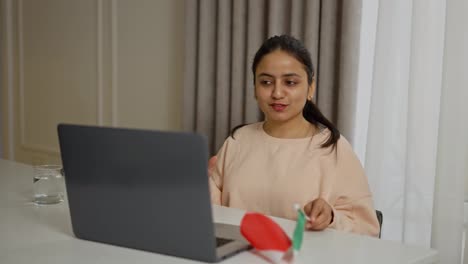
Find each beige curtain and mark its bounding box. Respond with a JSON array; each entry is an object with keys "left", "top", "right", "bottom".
[{"left": 184, "top": 0, "right": 362, "bottom": 153}]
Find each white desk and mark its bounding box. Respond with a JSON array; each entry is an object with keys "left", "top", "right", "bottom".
[{"left": 0, "top": 159, "right": 438, "bottom": 263}]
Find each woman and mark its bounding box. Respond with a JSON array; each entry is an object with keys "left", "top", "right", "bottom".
[{"left": 209, "top": 35, "right": 380, "bottom": 237}]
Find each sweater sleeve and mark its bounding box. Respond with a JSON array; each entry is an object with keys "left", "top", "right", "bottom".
[
  {"left": 209, "top": 137, "right": 238, "bottom": 205},
  {"left": 326, "top": 138, "right": 380, "bottom": 237}
]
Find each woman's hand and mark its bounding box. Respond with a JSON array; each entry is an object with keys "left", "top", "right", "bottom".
[
  {"left": 303, "top": 198, "right": 334, "bottom": 231},
  {"left": 208, "top": 156, "right": 217, "bottom": 177}
]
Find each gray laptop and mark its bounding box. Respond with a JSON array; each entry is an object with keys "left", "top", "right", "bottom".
[{"left": 57, "top": 124, "right": 250, "bottom": 262}]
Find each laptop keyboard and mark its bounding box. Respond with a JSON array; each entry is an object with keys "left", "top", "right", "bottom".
[{"left": 216, "top": 237, "right": 234, "bottom": 247}]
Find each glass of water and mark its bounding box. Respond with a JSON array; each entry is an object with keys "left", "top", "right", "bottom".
[{"left": 33, "top": 165, "right": 64, "bottom": 205}]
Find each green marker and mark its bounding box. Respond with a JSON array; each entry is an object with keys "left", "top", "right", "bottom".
[{"left": 292, "top": 204, "right": 308, "bottom": 254}]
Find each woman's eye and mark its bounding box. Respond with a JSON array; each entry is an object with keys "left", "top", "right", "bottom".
[
  {"left": 285, "top": 80, "right": 297, "bottom": 86},
  {"left": 260, "top": 80, "right": 272, "bottom": 85}
]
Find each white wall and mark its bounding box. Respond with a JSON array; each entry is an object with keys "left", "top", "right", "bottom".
[{"left": 1, "top": 0, "right": 185, "bottom": 165}]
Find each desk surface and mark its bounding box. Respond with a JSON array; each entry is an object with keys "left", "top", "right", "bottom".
[{"left": 0, "top": 159, "right": 438, "bottom": 264}]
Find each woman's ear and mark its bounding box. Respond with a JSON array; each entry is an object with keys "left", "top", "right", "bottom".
[{"left": 307, "top": 79, "right": 316, "bottom": 101}]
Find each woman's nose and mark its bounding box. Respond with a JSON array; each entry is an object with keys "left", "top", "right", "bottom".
[{"left": 272, "top": 84, "right": 285, "bottom": 99}]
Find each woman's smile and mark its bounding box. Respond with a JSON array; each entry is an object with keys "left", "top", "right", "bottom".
[{"left": 270, "top": 103, "right": 288, "bottom": 112}]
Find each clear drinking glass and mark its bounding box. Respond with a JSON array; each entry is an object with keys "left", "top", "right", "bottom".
[{"left": 33, "top": 165, "right": 64, "bottom": 205}]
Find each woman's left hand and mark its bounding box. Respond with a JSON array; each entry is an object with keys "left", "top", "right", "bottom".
[{"left": 303, "top": 198, "right": 334, "bottom": 231}]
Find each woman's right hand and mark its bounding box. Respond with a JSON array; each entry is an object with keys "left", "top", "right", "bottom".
[{"left": 208, "top": 156, "right": 217, "bottom": 177}]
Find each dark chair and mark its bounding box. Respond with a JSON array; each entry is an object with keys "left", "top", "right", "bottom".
[{"left": 376, "top": 210, "right": 383, "bottom": 238}]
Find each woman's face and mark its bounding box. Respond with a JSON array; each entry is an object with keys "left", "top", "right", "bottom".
[{"left": 255, "top": 50, "right": 313, "bottom": 124}]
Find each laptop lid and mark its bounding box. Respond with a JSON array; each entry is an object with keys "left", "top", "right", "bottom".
[{"left": 58, "top": 124, "right": 228, "bottom": 262}]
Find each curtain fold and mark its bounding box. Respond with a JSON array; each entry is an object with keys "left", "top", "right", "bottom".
[
  {"left": 362, "top": 1, "right": 467, "bottom": 262},
  {"left": 196, "top": 0, "right": 217, "bottom": 146},
  {"left": 364, "top": 0, "right": 446, "bottom": 246},
  {"left": 184, "top": 0, "right": 361, "bottom": 153},
  {"left": 365, "top": 0, "right": 415, "bottom": 242},
  {"left": 430, "top": 0, "right": 467, "bottom": 262},
  {"left": 214, "top": 0, "right": 232, "bottom": 149},
  {"left": 244, "top": 0, "right": 264, "bottom": 124}
]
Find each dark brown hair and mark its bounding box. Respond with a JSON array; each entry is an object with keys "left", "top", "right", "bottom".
[{"left": 231, "top": 35, "right": 340, "bottom": 149}]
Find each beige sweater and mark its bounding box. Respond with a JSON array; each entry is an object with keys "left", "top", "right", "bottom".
[{"left": 209, "top": 122, "right": 380, "bottom": 237}]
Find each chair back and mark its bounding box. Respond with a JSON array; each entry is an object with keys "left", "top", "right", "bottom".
[{"left": 376, "top": 210, "right": 383, "bottom": 238}]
